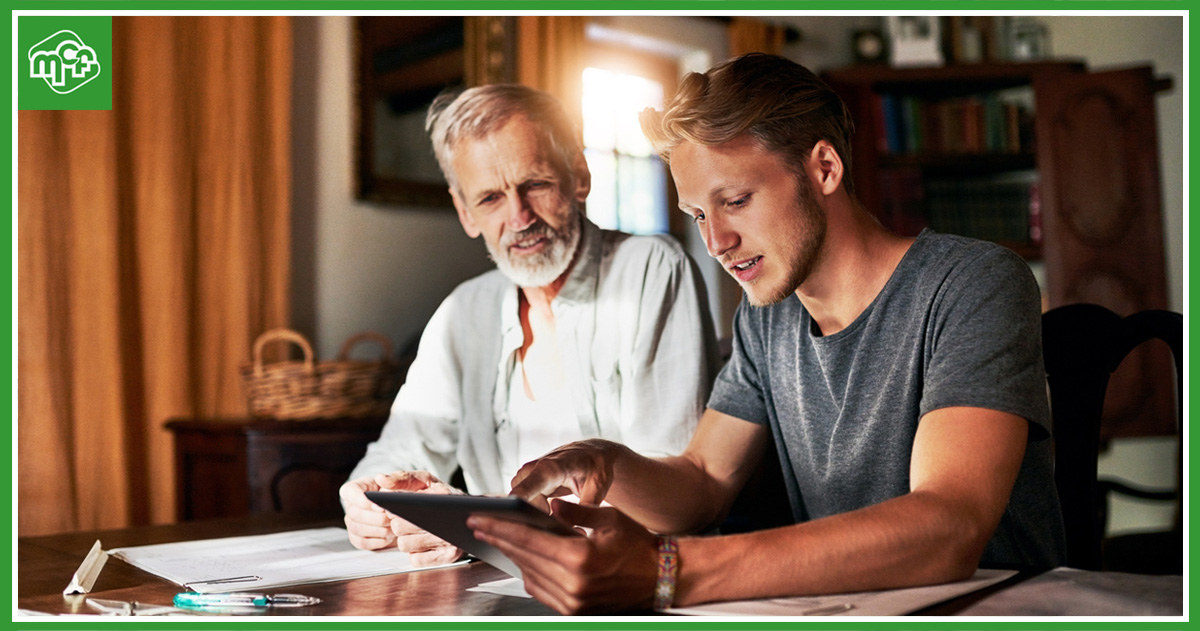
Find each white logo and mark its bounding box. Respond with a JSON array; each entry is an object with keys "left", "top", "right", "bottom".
[{"left": 28, "top": 30, "right": 102, "bottom": 95}]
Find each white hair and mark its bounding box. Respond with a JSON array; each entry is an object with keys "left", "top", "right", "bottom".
[{"left": 425, "top": 84, "right": 582, "bottom": 196}]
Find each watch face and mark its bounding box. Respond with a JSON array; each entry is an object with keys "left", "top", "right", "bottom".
[{"left": 854, "top": 30, "right": 886, "bottom": 62}]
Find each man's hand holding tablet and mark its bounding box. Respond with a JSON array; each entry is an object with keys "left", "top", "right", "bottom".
[{"left": 364, "top": 491, "right": 580, "bottom": 579}]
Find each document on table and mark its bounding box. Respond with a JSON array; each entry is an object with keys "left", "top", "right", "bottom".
[
  {"left": 666, "top": 568, "right": 1016, "bottom": 616},
  {"left": 466, "top": 569, "right": 1015, "bottom": 615},
  {"left": 108, "top": 527, "right": 464, "bottom": 593}
]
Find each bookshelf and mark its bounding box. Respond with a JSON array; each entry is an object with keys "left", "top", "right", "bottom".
[
  {"left": 825, "top": 61, "right": 1083, "bottom": 260},
  {"left": 825, "top": 61, "right": 1174, "bottom": 440}
]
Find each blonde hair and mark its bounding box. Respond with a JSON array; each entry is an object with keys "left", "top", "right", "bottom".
[
  {"left": 426, "top": 84, "right": 582, "bottom": 196},
  {"left": 640, "top": 53, "right": 856, "bottom": 195}
]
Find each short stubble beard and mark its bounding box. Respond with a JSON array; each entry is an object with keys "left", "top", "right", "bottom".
[{"left": 745, "top": 178, "right": 827, "bottom": 307}]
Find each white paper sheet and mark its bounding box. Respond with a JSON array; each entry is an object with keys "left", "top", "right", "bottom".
[
  {"left": 108, "top": 527, "right": 465, "bottom": 593},
  {"left": 666, "top": 568, "right": 1016, "bottom": 616},
  {"left": 466, "top": 569, "right": 1016, "bottom": 616},
  {"left": 17, "top": 611, "right": 201, "bottom": 619},
  {"left": 468, "top": 577, "right": 531, "bottom": 598}
]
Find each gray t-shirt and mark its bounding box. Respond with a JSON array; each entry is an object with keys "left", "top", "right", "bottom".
[{"left": 709, "top": 230, "right": 1066, "bottom": 568}]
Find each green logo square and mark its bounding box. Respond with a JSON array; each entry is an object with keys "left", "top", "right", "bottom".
[{"left": 19, "top": 16, "right": 113, "bottom": 111}]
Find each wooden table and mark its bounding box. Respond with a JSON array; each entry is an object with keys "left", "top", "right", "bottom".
[
  {"left": 17, "top": 514, "right": 555, "bottom": 617},
  {"left": 17, "top": 514, "right": 1182, "bottom": 617}
]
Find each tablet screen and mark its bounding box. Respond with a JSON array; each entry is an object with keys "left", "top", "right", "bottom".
[{"left": 364, "top": 491, "right": 576, "bottom": 579}]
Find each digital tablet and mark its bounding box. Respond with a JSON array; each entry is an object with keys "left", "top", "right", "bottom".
[{"left": 364, "top": 491, "right": 577, "bottom": 578}]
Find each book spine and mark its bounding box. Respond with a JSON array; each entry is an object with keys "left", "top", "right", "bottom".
[
  {"left": 882, "top": 94, "right": 904, "bottom": 155},
  {"left": 870, "top": 92, "right": 889, "bottom": 155},
  {"left": 902, "top": 96, "right": 920, "bottom": 155}
]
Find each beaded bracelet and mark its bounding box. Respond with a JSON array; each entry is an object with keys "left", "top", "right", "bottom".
[{"left": 653, "top": 535, "right": 680, "bottom": 611}]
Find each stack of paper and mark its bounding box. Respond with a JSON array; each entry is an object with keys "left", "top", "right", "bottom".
[
  {"left": 667, "top": 569, "right": 1016, "bottom": 616},
  {"left": 468, "top": 569, "right": 1017, "bottom": 616},
  {"left": 108, "top": 527, "right": 463, "bottom": 593}
]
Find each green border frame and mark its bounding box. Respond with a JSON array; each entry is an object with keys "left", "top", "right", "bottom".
[
  {"left": 0, "top": 1, "right": 1194, "bottom": 9},
  {"left": 7, "top": 622, "right": 1197, "bottom": 631},
  {"left": 6, "top": 2, "right": 1192, "bottom": 630}
]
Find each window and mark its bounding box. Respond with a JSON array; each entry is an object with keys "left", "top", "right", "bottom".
[{"left": 580, "top": 46, "right": 678, "bottom": 235}]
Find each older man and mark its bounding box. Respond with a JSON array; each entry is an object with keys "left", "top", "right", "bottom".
[{"left": 340, "top": 84, "right": 719, "bottom": 566}]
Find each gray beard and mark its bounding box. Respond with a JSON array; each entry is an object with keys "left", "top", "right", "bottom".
[{"left": 488, "top": 212, "right": 582, "bottom": 288}]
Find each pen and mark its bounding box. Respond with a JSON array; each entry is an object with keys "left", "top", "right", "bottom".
[{"left": 173, "top": 592, "right": 322, "bottom": 608}]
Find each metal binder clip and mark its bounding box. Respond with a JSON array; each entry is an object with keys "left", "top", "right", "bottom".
[
  {"left": 86, "top": 598, "right": 188, "bottom": 616},
  {"left": 183, "top": 575, "right": 261, "bottom": 591}
]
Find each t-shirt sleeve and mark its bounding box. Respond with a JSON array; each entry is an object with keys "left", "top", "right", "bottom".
[
  {"left": 920, "top": 245, "right": 1051, "bottom": 437},
  {"left": 707, "top": 297, "right": 771, "bottom": 426}
]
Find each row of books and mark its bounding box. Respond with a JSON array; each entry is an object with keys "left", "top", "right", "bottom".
[
  {"left": 876, "top": 168, "right": 1041, "bottom": 246},
  {"left": 925, "top": 177, "right": 1039, "bottom": 245},
  {"left": 872, "top": 92, "right": 1035, "bottom": 156}
]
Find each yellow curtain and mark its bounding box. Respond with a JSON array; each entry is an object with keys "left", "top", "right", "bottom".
[
  {"left": 728, "top": 17, "right": 787, "bottom": 57},
  {"left": 516, "top": 16, "right": 586, "bottom": 131},
  {"left": 17, "top": 16, "right": 292, "bottom": 535}
]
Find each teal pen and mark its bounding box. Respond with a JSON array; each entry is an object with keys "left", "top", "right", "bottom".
[{"left": 173, "top": 592, "right": 322, "bottom": 608}]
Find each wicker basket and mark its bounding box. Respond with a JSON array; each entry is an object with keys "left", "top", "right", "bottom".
[{"left": 240, "top": 328, "right": 403, "bottom": 420}]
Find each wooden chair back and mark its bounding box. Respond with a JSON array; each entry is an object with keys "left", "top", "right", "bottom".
[{"left": 1042, "top": 304, "right": 1182, "bottom": 570}]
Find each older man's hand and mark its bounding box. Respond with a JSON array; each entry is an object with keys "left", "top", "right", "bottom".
[
  {"left": 340, "top": 470, "right": 465, "bottom": 566},
  {"left": 381, "top": 471, "right": 466, "bottom": 567}
]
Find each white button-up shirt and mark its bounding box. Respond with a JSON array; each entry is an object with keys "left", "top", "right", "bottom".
[{"left": 349, "top": 218, "right": 720, "bottom": 494}]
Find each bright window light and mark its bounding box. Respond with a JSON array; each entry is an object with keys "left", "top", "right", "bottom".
[{"left": 582, "top": 67, "right": 669, "bottom": 235}]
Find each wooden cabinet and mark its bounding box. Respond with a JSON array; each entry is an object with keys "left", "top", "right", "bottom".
[
  {"left": 166, "top": 416, "right": 387, "bottom": 521},
  {"left": 1033, "top": 66, "right": 1174, "bottom": 439},
  {"left": 824, "top": 61, "right": 1174, "bottom": 439}
]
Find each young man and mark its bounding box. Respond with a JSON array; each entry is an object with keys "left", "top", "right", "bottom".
[
  {"left": 469, "top": 53, "right": 1066, "bottom": 614},
  {"left": 340, "top": 85, "right": 719, "bottom": 567}
]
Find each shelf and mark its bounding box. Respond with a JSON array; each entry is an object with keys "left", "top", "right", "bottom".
[
  {"left": 878, "top": 152, "right": 1036, "bottom": 174},
  {"left": 996, "top": 240, "right": 1042, "bottom": 261},
  {"left": 824, "top": 61, "right": 1086, "bottom": 96}
]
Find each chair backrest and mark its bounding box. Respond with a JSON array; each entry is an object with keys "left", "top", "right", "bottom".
[{"left": 1041, "top": 304, "right": 1182, "bottom": 570}]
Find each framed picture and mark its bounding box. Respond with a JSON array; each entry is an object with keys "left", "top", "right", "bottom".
[
  {"left": 354, "top": 16, "right": 516, "bottom": 208},
  {"left": 886, "top": 16, "right": 944, "bottom": 67},
  {"left": 1008, "top": 17, "right": 1051, "bottom": 60}
]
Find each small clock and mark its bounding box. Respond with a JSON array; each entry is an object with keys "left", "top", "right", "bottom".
[{"left": 852, "top": 29, "right": 887, "bottom": 64}]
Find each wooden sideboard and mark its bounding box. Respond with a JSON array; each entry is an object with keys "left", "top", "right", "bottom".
[{"left": 165, "top": 416, "right": 387, "bottom": 521}]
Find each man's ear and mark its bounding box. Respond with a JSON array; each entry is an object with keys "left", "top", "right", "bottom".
[
  {"left": 571, "top": 153, "right": 591, "bottom": 204},
  {"left": 450, "top": 187, "right": 481, "bottom": 238},
  {"left": 808, "top": 141, "right": 844, "bottom": 197}
]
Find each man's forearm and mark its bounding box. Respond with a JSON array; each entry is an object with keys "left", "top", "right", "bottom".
[
  {"left": 673, "top": 408, "right": 1027, "bottom": 605},
  {"left": 674, "top": 489, "right": 990, "bottom": 606},
  {"left": 602, "top": 445, "right": 734, "bottom": 535},
  {"left": 603, "top": 409, "right": 770, "bottom": 534}
]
